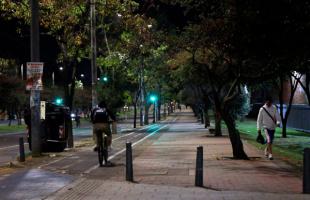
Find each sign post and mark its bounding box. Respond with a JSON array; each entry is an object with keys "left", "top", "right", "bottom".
[
  {"left": 29, "top": 0, "right": 41, "bottom": 157},
  {"left": 27, "top": 62, "right": 43, "bottom": 156}
]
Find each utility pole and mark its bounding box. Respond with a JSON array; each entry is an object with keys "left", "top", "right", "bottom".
[
  {"left": 90, "top": 0, "right": 97, "bottom": 108},
  {"left": 30, "top": 0, "right": 41, "bottom": 156},
  {"left": 139, "top": 58, "right": 144, "bottom": 126}
]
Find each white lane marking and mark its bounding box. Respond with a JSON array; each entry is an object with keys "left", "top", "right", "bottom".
[
  {"left": 0, "top": 132, "right": 25, "bottom": 136},
  {"left": 133, "top": 133, "right": 143, "bottom": 138},
  {"left": 0, "top": 124, "right": 156, "bottom": 153},
  {"left": 112, "top": 124, "right": 156, "bottom": 142},
  {"left": 84, "top": 124, "right": 168, "bottom": 174},
  {"left": 0, "top": 143, "right": 28, "bottom": 150},
  {"left": 37, "top": 124, "right": 159, "bottom": 169}
]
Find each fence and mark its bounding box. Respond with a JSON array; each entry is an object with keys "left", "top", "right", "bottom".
[{"left": 277, "top": 104, "right": 310, "bottom": 133}]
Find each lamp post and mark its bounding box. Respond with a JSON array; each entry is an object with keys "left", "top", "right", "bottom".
[
  {"left": 139, "top": 57, "right": 144, "bottom": 126},
  {"left": 90, "top": 0, "right": 97, "bottom": 108}
]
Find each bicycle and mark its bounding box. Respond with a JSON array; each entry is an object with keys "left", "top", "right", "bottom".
[
  {"left": 96, "top": 129, "right": 115, "bottom": 167},
  {"left": 96, "top": 130, "right": 108, "bottom": 167}
]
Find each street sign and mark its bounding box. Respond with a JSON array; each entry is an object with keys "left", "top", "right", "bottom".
[{"left": 26, "top": 62, "right": 44, "bottom": 90}]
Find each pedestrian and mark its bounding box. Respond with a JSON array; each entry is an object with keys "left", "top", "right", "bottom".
[
  {"left": 91, "top": 101, "right": 116, "bottom": 152},
  {"left": 257, "top": 96, "right": 281, "bottom": 160}
]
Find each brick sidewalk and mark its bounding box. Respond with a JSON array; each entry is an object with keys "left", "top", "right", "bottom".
[{"left": 45, "top": 110, "right": 309, "bottom": 200}]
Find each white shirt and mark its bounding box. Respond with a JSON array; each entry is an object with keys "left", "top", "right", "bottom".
[{"left": 257, "top": 104, "right": 281, "bottom": 131}]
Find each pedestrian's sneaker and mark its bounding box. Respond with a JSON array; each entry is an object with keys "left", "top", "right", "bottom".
[
  {"left": 268, "top": 154, "right": 273, "bottom": 160},
  {"left": 264, "top": 149, "right": 268, "bottom": 157}
]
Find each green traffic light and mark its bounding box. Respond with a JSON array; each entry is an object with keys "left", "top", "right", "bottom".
[
  {"left": 100, "top": 75, "right": 108, "bottom": 83},
  {"left": 55, "top": 97, "right": 63, "bottom": 105},
  {"left": 150, "top": 95, "right": 157, "bottom": 102}
]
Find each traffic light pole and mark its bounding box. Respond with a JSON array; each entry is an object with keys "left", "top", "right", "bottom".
[{"left": 30, "top": 0, "right": 41, "bottom": 156}]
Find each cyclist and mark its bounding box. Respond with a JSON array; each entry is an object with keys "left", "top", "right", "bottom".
[{"left": 91, "top": 101, "right": 116, "bottom": 152}]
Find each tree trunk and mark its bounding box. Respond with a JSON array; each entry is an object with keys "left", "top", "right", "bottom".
[
  {"left": 282, "top": 118, "right": 287, "bottom": 138},
  {"left": 16, "top": 109, "right": 22, "bottom": 125},
  {"left": 133, "top": 103, "right": 137, "bottom": 128},
  {"left": 167, "top": 103, "right": 170, "bottom": 115},
  {"left": 200, "top": 109, "right": 204, "bottom": 124},
  {"left": 215, "top": 111, "right": 222, "bottom": 136},
  {"left": 157, "top": 100, "right": 161, "bottom": 121},
  {"left": 222, "top": 112, "right": 248, "bottom": 159},
  {"left": 299, "top": 72, "right": 310, "bottom": 106},
  {"left": 163, "top": 103, "right": 167, "bottom": 118},
  {"left": 204, "top": 110, "right": 210, "bottom": 128},
  {"left": 144, "top": 104, "right": 150, "bottom": 125},
  {"left": 305, "top": 73, "right": 310, "bottom": 106},
  {"left": 140, "top": 102, "right": 144, "bottom": 126},
  {"left": 278, "top": 73, "right": 299, "bottom": 138},
  {"left": 64, "top": 60, "right": 77, "bottom": 148}
]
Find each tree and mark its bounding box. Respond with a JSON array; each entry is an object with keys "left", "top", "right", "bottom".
[{"left": 0, "top": 0, "right": 141, "bottom": 144}]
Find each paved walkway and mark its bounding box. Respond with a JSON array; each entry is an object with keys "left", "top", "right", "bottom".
[
  {"left": 0, "top": 109, "right": 309, "bottom": 199},
  {"left": 43, "top": 110, "right": 309, "bottom": 200}
]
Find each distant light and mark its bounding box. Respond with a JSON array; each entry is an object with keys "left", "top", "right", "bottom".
[
  {"left": 80, "top": 74, "right": 84, "bottom": 78},
  {"left": 140, "top": 44, "right": 143, "bottom": 48},
  {"left": 150, "top": 95, "right": 157, "bottom": 102},
  {"left": 103, "top": 77, "right": 108, "bottom": 82},
  {"left": 97, "top": 78, "right": 100, "bottom": 81},
  {"left": 59, "top": 67, "right": 64, "bottom": 71},
  {"left": 147, "top": 24, "right": 152, "bottom": 28},
  {"left": 117, "top": 13, "right": 122, "bottom": 17}
]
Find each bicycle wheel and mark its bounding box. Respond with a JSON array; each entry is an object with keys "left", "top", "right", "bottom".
[
  {"left": 103, "top": 135, "right": 108, "bottom": 165},
  {"left": 97, "top": 132, "right": 104, "bottom": 167}
]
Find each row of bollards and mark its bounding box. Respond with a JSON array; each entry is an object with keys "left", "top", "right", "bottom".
[
  {"left": 16, "top": 137, "right": 310, "bottom": 193},
  {"left": 192, "top": 147, "right": 310, "bottom": 192},
  {"left": 125, "top": 142, "right": 205, "bottom": 187}
]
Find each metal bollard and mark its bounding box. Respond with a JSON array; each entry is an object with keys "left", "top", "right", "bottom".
[
  {"left": 195, "top": 146, "right": 203, "bottom": 187},
  {"left": 303, "top": 148, "right": 310, "bottom": 194},
  {"left": 19, "top": 137, "right": 25, "bottom": 162},
  {"left": 126, "top": 142, "right": 133, "bottom": 182}
]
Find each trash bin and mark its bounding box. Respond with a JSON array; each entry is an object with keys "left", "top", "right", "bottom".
[{"left": 41, "top": 102, "right": 70, "bottom": 152}]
